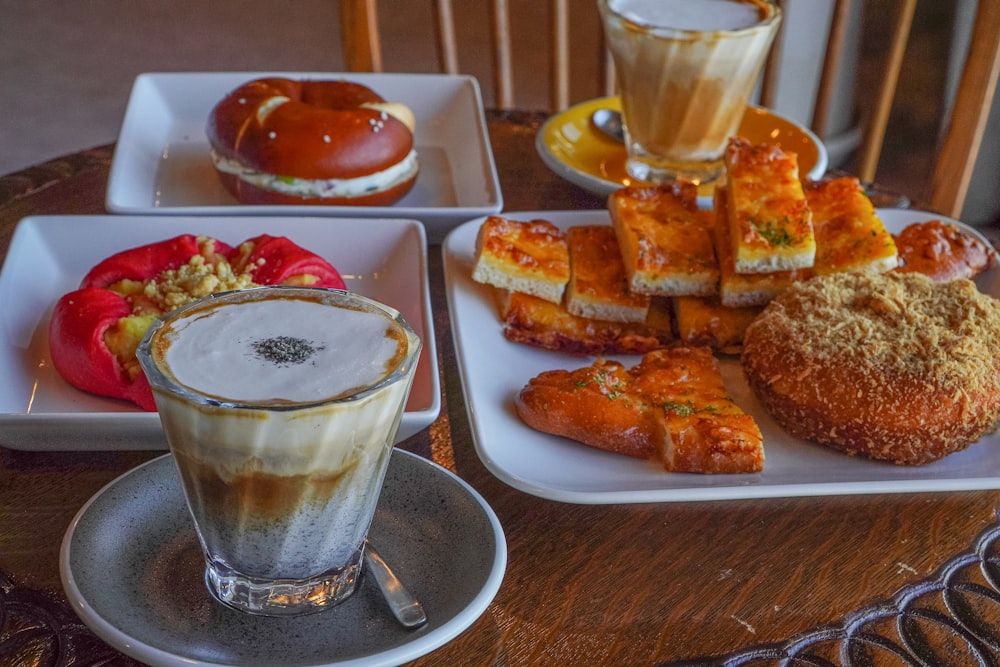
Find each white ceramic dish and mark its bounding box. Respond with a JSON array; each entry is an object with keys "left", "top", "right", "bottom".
[
  {"left": 106, "top": 72, "right": 503, "bottom": 243},
  {"left": 0, "top": 215, "right": 440, "bottom": 451},
  {"left": 60, "top": 450, "right": 506, "bottom": 667},
  {"left": 442, "top": 208, "right": 1000, "bottom": 504}
]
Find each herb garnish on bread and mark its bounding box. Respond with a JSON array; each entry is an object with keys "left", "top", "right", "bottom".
[{"left": 515, "top": 347, "right": 764, "bottom": 474}]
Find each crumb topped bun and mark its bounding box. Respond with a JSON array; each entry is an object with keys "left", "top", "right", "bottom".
[
  {"left": 741, "top": 271, "right": 1000, "bottom": 465},
  {"left": 206, "top": 77, "right": 418, "bottom": 206}
]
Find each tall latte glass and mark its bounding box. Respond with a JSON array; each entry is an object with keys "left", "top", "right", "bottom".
[
  {"left": 598, "top": 0, "right": 781, "bottom": 184},
  {"left": 136, "top": 286, "right": 421, "bottom": 616}
]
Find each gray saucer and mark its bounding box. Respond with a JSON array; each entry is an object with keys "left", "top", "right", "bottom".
[{"left": 60, "top": 449, "right": 506, "bottom": 667}]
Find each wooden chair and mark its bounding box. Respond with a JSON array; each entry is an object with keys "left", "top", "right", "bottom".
[
  {"left": 767, "top": 0, "right": 1000, "bottom": 218},
  {"left": 339, "top": 0, "right": 616, "bottom": 111},
  {"left": 339, "top": 0, "right": 1000, "bottom": 219}
]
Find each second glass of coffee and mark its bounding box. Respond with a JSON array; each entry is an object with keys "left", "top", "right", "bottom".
[{"left": 598, "top": 0, "right": 782, "bottom": 184}]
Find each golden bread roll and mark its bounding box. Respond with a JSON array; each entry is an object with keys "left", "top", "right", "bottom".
[
  {"left": 742, "top": 271, "right": 1000, "bottom": 464},
  {"left": 893, "top": 219, "right": 997, "bottom": 282}
]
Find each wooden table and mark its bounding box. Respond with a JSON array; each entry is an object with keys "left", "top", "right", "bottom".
[{"left": 2, "top": 110, "right": 1000, "bottom": 666}]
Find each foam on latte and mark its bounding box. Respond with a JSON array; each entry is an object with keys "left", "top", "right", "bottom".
[
  {"left": 608, "top": 0, "right": 764, "bottom": 32},
  {"left": 152, "top": 292, "right": 407, "bottom": 405}
]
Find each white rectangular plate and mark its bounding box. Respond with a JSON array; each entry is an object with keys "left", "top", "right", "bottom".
[
  {"left": 0, "top": 215, "right": 440, "bottom": 451},
  {"left": 106, "top": 72, "right": 503, "bottom": 243},
  {"left": 443, "top": 208, "right": 1000, "bottom": 503}
]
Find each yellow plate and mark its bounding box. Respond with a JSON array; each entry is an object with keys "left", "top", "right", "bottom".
[{"left": 535, "top": 96, "right": 828, "bottom": 205}]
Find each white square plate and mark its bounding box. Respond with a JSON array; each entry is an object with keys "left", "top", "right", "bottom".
[
  {"left": 106, "top": 72, "right": 503, "bottom": 243},
  {"left": 443, "top": 208, "right": 1000, "bottom": 504},
  {"left": 0, "top": 215, "right": 440, "bottom": 451}
]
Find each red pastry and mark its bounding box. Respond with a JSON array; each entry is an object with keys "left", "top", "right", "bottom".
[{"left": 49, "top": 234, "right": 345, "bottom": 410}]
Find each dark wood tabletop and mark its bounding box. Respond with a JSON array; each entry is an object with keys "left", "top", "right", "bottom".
[{"left": 2, "top": 110, "right": 1000, "bottom": 666}]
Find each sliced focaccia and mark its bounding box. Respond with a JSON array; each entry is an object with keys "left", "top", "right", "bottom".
[
  {"left": 803, "top": 177, "right": 899, "bottom": 275},
  {"left": 715, "top": 185, "right": 806, "bottom": 307},
  {"left": 472, "top": 216, "right": 570, "bottom": 304},
  {"left": 566, "top": 225, "right": 650, "bottom": 323},
  {"left": 514, "top": 347, "right": 764, "bottom": 474},
  {"left": 673, "top": 295, "right": 762, "bottom": 354},
  {"left": 725, "top": 137, "right": 815, "bottom": 274},
  {"left": 608, "top": 183, "right": 719, "bottom": 297},
  {"left": 498, "top": 290, "right": 673, "bottom": 356}
]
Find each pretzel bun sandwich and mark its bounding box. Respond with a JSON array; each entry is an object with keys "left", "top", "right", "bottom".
[{"left": 206, "top": 77, "right": 418, "bottom": 206}]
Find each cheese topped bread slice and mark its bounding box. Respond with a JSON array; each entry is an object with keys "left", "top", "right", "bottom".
[
  {"left": 804, "top": 177, "right": 899, "bottom": 275},
  {"left": 514, "top": 347, "right": 764, "bottom": 474},
  {"left": 499, "top": 290, "right": 673, "bottom": 356},
  {"left": 725, "top": 137, "right": 815, "bottom": 274},
  {"left": 608, "top": 183, "right": 719, "bottom": 297},
  {"left": 566, "top": 225, "right": 650, "bottom": 323},
  {"left": 715, "top": 185, "right": 805, "bottom": 307},
  {"left": 472, "top": 216, "right": 570, "bottom": 304},
  {"left": 673, "top": 295, "right": 762, "bottom": 354}
]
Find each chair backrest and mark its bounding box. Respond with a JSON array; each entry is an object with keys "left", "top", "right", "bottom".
[
  {"left": 926, "top": 0, "right": 1000, "bottom": 218},
  {"left": 797, "top": 0, "right": 1000, "bottom": 219},
  {"left": 339, "top": 0, "right": 616, "bottom": 111},
  {"left": 338, "top": 0, "right": 1000, "bottom": 219}
]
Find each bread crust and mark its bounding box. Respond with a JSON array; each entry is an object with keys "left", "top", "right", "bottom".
[
  {"left": 742, "top": 271, "right": 1000, "bottom": 464},
  {"left": 724, "top": 137, "right": 815, "bottom": 274},
  {"left": 673, "top": 295, "right": 761, "bottom": 354},
  {"left": 206, "top": 78, "right": 417, "bottom": 205},
  {"left": 714, "top": 185, "right": 801, "bottom": 307},
  {"left": 803, "top": 177, "right": 899, "bottom": 274},
  {"left": 515, "top": 360, "right": 660, "bottom": 460},
  {"left": 566, "top": 225, "right": 650, "bottom": 322}
]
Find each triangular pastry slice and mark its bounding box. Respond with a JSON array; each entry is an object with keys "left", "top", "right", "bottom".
[{"left": 514, "top": 347, "right": 764, "bottom": 474}]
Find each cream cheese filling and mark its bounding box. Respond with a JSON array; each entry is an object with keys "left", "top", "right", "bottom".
[{"left": 211, "top": 148, "right": 419, "bottom": 199}]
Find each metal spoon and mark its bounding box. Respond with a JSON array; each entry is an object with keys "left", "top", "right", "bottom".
[
  {"left": 591, "top": 108, "right": 625, "bottom": 143},
  {"left": 365, "top": 542, "right": 427, "bottom": 629}
]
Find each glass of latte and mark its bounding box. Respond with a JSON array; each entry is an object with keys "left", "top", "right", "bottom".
[
  {"left": 136, "top": 286, "right": 421, "bottom": 616},
  {"left": 598, "top": 0, "right": 781, "bottom": 184}
]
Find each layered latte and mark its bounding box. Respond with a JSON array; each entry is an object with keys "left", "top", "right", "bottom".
[{"left": 138, "top": 286, "right": 421, "bottom": 615}]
